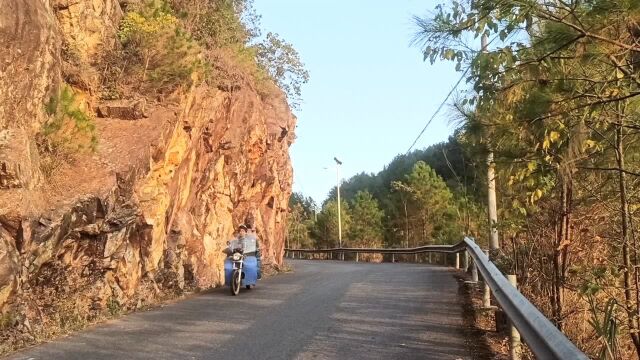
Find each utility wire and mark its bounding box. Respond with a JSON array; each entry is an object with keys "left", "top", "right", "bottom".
[
  {"left": 406, "top": 67, "right": 469, "bottom": 154},
  {"left": 406, "top": 34, "right": 500, "bottom": 154}
]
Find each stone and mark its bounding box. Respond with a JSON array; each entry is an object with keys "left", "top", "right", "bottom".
[{"left": 97, "top": 99, "right": 148, "bottom": 120}]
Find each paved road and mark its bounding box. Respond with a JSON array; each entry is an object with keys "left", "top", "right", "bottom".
[{"left": 7, "top": 261, "right": 486, "bottom": 360}]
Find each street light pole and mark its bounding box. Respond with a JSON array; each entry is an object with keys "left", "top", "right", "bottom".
[
  {"left": 334, "top": 157, "right": 343, "bottom": 260},
  {"left": 337, "top": 165, "right": 342, "bottom": 248}
]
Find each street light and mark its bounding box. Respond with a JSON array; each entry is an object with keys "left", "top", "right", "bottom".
[{"left": 333, "top": 157, "right": 342, "bottom": 251}]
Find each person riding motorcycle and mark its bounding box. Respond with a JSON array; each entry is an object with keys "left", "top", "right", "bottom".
[{"left": 225, "top": 224, "right": 262, "bottom": 280}]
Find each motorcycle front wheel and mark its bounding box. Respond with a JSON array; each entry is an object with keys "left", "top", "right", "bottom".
[{"left": 231, "top": 269, "right": 241, "bottom": 296}]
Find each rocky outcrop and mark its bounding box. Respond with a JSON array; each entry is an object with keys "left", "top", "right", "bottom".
[
  {"left": 96, "top": 99, "right": 147, "bottom": 119},
  {"left": 0, "top": 0, "right": 59, "bottom": 194},
  {"left": 0, "top": 0, "right": 295, "bottom": 350}
]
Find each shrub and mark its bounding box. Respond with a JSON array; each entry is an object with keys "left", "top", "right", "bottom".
[
  {"left": 117, "top": 7, "right": 204, "bottom": 93},
  {"left": 42, "top": 84, "right": 97, "bottom": 151},
  {"left": 37, "top": 84, "right": 97, "bottom": 176}
]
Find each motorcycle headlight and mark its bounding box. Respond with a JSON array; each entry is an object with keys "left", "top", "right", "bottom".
[{"left": 232, "top": 253, "right": 242, "bottom": 261}]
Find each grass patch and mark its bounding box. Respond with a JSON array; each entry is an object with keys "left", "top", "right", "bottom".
[{"left": 37, "top": 84, "right": 97, "bottom": 177}]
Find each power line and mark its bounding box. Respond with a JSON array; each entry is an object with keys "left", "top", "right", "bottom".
[
  {"left": 406, "top": 66, "right": 469, "bottom": 154},
  {"left": 407, "top": 34, "right": 501, "bottom": 154}
]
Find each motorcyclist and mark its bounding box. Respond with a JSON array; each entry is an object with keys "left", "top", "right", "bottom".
[
  {"left": 225, "top": 224, "right": 249, "bottom": 255},
  {"left": 225, "top": 224, "right": 261, "bottom": 279}
]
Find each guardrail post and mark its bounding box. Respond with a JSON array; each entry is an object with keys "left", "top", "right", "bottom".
[
  {"left": 463, "top": 251, "right": 469, "bottom": 272},
  {"left": 356, "top": 252, "right": 359, "bottom": 262},
  {"left": 507, "top": 274, "right": 522, "bottom": 360},
  {"left": 392, "top": 254, "right": 395, "bottom": 263},
  {"left": 482, "top": 250, "right": 491, "bottom": 308},
  {"left": 414, "top": 253, "right": 418, "bottom": 263},
  {"left": 428, "top": 253, "right": 432, "bottom": 264},
  {"left": 471, "top": 258, "right": 478, "bottom": 282},
  {"left": 455, "top": 253, "right": 460, "bottom": 269}
]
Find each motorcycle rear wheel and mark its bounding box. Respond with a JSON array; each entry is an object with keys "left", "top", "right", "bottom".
[{"left": 231, "top": 269, "right": 241, "bottom": 296}]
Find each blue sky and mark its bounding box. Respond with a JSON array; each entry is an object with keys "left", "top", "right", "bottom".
[{"left": 254, "top": 0, "right": 463, "bottom": 204}]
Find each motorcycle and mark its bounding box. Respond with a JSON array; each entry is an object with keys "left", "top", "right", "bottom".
[{"left": 224, "top": 246, "right": 259, "bottom": 296}]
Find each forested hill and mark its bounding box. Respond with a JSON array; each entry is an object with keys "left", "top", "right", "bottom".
[
  {"left": 328, "top": 134, "right": 480, "bottom": 205},
  {"left": 288, "top": 134, "right": 487, "bottom": 251}
]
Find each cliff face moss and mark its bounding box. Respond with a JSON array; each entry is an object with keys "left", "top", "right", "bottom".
[{"left": 0, "top": 0, "right": 295, "bottom": 352}]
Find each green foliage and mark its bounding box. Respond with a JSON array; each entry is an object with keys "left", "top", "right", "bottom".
[
  {"left": 393, "top": 161, "right": 462, "bottom": 244},
  {"left": 256, "top": 32, "right": 310, "bottom": 109},
  {"left": 107, "top": 297, "right": 122, "bottom": 317},
  {"left": 167, "top": 0, "right": 308, "bottom": 109},
  {"left": 583, "top": 293, "right": 620, "bottom": 360},
  {"left": 170, "top": 0, "right": 259, "bottom": 48},
  {"left": 117, "top": 6, "right": 204, "bottom": 92},
  {"left": 287, "top": 192, "right": 318, "bottom": 249},
  {"left": 289, "top": 192, "right": 318, "bottom": 218},
  {"left": 349, "top": 191, "right": 385, "bottom": 247},
  {"left": 314, "top": 199, "right": 351, "bottom": 249},
  {"left": 318, "top": 136, "right": 483, "bottom": 248},
  {"left": 0, "top": 311, "right": 15, "bottom": 330},
  {"left": 413, "top": 0, "right": 640, "bottom": 356},
  {"left": 41, "top": 84, "right": 97, "bottom": 153}
]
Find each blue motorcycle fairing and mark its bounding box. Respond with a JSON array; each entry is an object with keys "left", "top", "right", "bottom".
[{"left": 225, "top": 255, "right": 258, "bottom": 286}]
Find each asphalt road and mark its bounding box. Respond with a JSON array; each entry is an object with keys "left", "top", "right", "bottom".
[{"left": 6, "top": 260, "right": 485, "bottom": 360}]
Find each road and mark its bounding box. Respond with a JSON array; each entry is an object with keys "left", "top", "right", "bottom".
[{"left": 6, "top": 260, "right": 488, "bottom": 360}]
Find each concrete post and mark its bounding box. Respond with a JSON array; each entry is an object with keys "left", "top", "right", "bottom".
[
  {"left": 482, "top": 250, "right": 491, "bottom": 308},
  {"left": 463, "top": 251, "right": 469, "bottom": 272},
  {"left": 471, "top": 260, "right": 478, "bottom": 283},
  {"left": 455, "top": 253, "right": 460, "bottom": 269},
  {"left": 508, "top": 275, "right": 521, "bottom": 360}
]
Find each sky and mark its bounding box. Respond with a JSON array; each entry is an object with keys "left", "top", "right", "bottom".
[{"left": 254, "top": 0, "right": 464, "bottom": 204}]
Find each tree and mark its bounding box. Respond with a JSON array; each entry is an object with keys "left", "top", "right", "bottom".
[
  {"left": 313, "top": 199, "right": 351, "bottom": 249},
  {"left": 349, "top": 191, "right": 384, "bottom": 248},
  {"left": 392, "top": 161, "right": 460, "bottom": 245},
  {"left": 286, "top": 192, "right": 317, "bottom": 249},
  {"left": 256, "top": 32, "right": 310, "bottom": 110},
  {"left": 413, "top": 0, "right": 640, "bottom": 355}
]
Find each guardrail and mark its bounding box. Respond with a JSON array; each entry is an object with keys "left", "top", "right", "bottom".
[{"left": 284, "top": 237, "right": 588, "bottom": 360}]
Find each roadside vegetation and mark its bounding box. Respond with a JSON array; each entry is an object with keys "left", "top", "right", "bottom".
[
  {"left": 39, "top": 0, "right": 308, "bottom": 176},
  {"left": 289, "top": 1, "right": 640, "bottom": 358},
  {"left": 99, "top": 0, "right": 308, "bottom": 107}
]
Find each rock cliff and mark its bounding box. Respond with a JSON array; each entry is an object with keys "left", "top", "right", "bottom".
[{"left": 0, "top": 0, "right": 295, "bottom": 349}]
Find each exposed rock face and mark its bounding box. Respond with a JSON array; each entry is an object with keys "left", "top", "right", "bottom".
[
  {"left": 0, "top": 0, "right": 59, "bottom": 193},
  {"left": 0, "top": 0, "right": 295, "bottom": 348}
]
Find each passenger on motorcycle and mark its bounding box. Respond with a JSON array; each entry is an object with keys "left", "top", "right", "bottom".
[
  {"left": 224, "top": 224, "right": 261, "bottom": 287},
  {"left": 246, "top": 226, "right": 262, "bottom": 279}
]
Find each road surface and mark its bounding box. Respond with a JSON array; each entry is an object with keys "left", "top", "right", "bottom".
[{"left": 7, "top": 260, "right": 488, "bottom": 360}]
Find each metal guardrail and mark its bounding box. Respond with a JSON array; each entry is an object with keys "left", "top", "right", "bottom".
[{"left": 285, "top": 237, "right": 588, "bottom": 360}]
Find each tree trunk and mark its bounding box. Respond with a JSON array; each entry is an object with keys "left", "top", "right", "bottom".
[
  {"left": 404, "top": 200, "right": 409, "bottom": 248},
  {"left": 616, "top": 122, "right": 640, "bottom": 355},
  {"left": 552, "top": 177, "right": 572, "bottom": 330}
]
